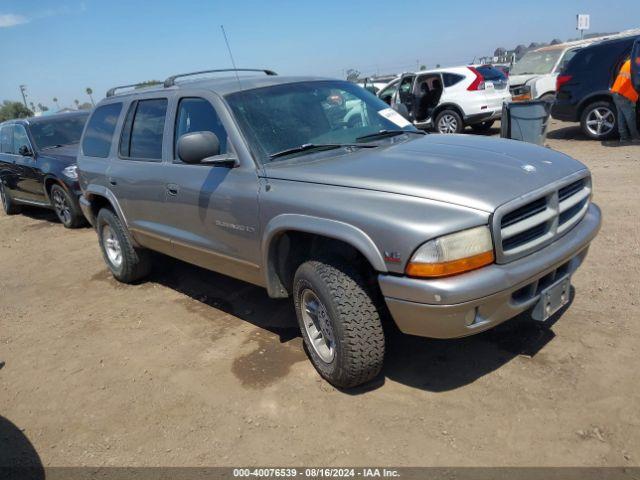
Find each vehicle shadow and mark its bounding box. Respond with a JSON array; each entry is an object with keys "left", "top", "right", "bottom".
[
  {"left": 147, "top": 254, "right": 572, "bottom": 393},
  {"left": 546, "top": 124, "right": 593, "bottom": 141},
  {"left": 0, "top": 416, "right": 44, "bottom": 480},
  {"left": 17, "top": 205, "right": 59, "bottom": 223},
  {"left": 148, "top": 254, "right": 300, "bottom": 342},
  {"left": 378, "top": 295, "right": 570, "bottom": 393}
]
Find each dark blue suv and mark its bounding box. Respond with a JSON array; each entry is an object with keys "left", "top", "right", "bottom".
[
  {"left": 552, "top": 35, "right": 640, "bottom": 140},
  {"left": 0, "top": 111, "right": 90, "bottom": 227}
]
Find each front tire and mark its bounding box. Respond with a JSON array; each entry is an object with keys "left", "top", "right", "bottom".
[
  {"left": 0, "top": 182, "right": 21, "bottom": 215},
  {"left": 50, "top": 184, "right": 85, "bottom": 228},
  {"left": 293, "top": 259, "right": 385, "bottom": 388},
  {"left": 580, "top": 100, "right": 617, "bottom": 140},
  {"left": 96, "top": 208, "right": 151, "bottom": 283},
  {"left": 435, "top": 109, "right": 464, "bottom": 134}
]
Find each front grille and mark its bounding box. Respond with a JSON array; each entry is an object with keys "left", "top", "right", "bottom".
[{"left": 494, "top": 175, "right": 591, "bottom": 263}]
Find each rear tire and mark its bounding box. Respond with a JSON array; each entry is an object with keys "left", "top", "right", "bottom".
[
  {"left": 0, "top": 182, "right": 21, "bottom": 215},
  {"left": 293, "top": 259, "right": 385, "bottom": 388},
  {"left": 435, "top": 109, "right": 464, "bottom": 134},
  {"left": 580, "top": 100, "right": 617, "bottom": 140},
  {"left": 50, "top": 184, "right": 85, "bottom": 228},
  {"left": 96, "top": 208, "right": 151, "bottom": 283},
  {"left": 470, "top": 120, "right": 495, "bottom": 133}
]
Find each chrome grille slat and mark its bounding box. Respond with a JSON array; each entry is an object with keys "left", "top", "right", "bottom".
[
  {"left": 501, "top": 207, "right": 556, "bottom": 240},
  {"left": 493, "top": 174, "right": 591, "bottom": 263},
  {"left": 558, "top": 187, "right": 590, "bottom": 213}
]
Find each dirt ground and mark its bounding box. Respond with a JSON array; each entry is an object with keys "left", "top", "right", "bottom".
[{"left": 1, "top": 120, "right": 639, "bottom": 468}]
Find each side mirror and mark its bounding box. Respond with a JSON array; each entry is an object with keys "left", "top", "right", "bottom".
[
  {"left": 177, "top": 131, "right": 221, "bottom": 164},
  {"left": 631, "top": 40, "right": 640, "bottom": 94},
  {"left": 393, "top": 103, "right": 411, "bottom": 121},
  {"left": 18, "top": 145, "right": 33, "bottom": 157}
]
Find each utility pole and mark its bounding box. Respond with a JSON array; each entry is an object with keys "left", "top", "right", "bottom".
[{"left": 19, "top": 85, "right": 28, "bottom": 108}]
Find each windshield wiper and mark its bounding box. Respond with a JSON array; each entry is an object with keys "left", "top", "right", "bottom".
[
  {"left": 356, "top": 129, "right": 425, "bottom": 142},
  {"left": 269, "top": 143, "right": 376, "bottom": 160}
]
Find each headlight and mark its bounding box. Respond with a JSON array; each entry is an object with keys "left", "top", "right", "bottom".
[
  {"left": 406, "top": 226, "right": 494, "bottom": 278},
  {"left": 62, "top": 165, "right": 78, "bottom": 180}
]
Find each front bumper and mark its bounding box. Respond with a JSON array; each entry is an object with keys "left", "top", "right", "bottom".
[{"left": 379, "top": 203, "right": 601, "bottom": 339}]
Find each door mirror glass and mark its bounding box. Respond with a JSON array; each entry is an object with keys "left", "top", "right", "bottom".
[
  {"left": 18, "top": 145, "right": 33, "bottom": 156},
  {"left": 177, "top": 131, "right": 220, "bottom": 164},
  {"left": 631, "top": 40, "right": 640, "bottom": 93}
]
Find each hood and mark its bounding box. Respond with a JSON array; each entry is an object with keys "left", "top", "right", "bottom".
[
  {"left": 38, "top": 143, "right": 79, "bottom": 164},
  {"left": 263, "top": 135, "right": 587, "bottom": 213}
]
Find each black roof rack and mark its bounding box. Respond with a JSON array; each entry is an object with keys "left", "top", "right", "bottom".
[
  {"left": 105, "top": 82, "right": 161, "bottom": 98},
  {"left": 163, "top": 68, "right": 277, "bottom": 88}
]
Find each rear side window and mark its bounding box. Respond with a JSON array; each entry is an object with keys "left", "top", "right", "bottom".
[
  {"left": 82, "top": 103, "right": 123, "bottom": 158},
  {"left": 0, "top": 126, "right": 13, "bottom": 154},
  {"left": 443, "top": 73, "right": 465, "bottom": 87},
  {"left": 121, "top": 99, "right": 167, "bottom": 160},
  {"left": 174, "top": 97, "right": 228, "bottom": 160}
]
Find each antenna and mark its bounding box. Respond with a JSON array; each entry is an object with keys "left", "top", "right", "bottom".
[{"left": 220, "top": 25, "right": 242, "bottom": 90}]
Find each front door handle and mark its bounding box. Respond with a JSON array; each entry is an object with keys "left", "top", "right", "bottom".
[
  {"left": 166, "top": 183, "right": 179, "bottom": 196},
  {"left": 108, "top": 178, "right": 117, "bottom": 186}
]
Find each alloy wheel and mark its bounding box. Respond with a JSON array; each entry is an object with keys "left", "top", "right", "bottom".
[
  {"left": 52, "top": 189, "right": 72, "bottom": 225},
  {"left": 438, "top": 114, "right": 459, "bottom": 134},
  {"left": 585, "top": 107, "right": 615, "bottom": 137},
  {"left": 301, "top": 289, "right": 335, "bottom": 363},
  {"left": 102, "top": 225, "right": 123, "bottom": 268}
]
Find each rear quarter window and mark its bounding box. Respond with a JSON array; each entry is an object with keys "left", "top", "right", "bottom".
[
  {"left": 0, "top": 126, "right": 13, "bottom": 154},
  {"left": 82, "top": 103, "right": 123, "bottom": 158},
  {"left": 443, "top": 73, "right": 465, "bottom": 87}
]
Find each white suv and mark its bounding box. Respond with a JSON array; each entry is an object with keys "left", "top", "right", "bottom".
[{"left": 377, "top": 65, "right": 511, "bottom": 134}]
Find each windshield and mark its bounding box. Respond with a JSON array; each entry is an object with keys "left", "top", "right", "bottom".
[
  {"left": 225, "top": 80, "right": 418, "bottom": 163},
  {"left": 29, "top": 115, "right": 89, "bottom": 149},
  {"left": 510, "top": 50, "right": 564, "bottom": 75}
]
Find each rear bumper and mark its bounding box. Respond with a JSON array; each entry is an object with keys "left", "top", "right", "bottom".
[
  {"left": 551, "top": 101, "right": 579, "bottom": 122},
  {"left": 379, "top": 203, "right": 601, "bottom": 339},
  {"left": 79, "top": 194, "right": 96, "bottom": 226}
]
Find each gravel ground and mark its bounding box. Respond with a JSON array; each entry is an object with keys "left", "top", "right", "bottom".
[{"left": 1, "top": 121, "right": 639, "bottom": 467}]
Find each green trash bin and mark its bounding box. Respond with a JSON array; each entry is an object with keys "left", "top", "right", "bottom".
[{"left": 500, "top": 101, "right": 551, "bottom": 146}]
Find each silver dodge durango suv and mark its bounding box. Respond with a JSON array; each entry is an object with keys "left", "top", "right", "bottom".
[{"left": 77, "top": 69, "right": 601, "bottom": 388}]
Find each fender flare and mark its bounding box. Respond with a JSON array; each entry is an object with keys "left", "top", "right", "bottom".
[
  {"left": 432, "top": 102, "right": 465, "bottom": 120},
  {"left": 577, "top": 91, "right": 614, "bottom": 116},
  {"left": 83, "top": 184, "right": 139, "bottom": 246},
  {"left": 261, "top": 214, "right": 388, "bottom": 297}
]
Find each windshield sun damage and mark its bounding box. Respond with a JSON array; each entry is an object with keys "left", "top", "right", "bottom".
[
  {"left": 511, "top": 50, "right": 564, "bottom": 76},
  {"left": 225, "top": 80, "right": 419, "bottom": 163},
  {"left": 29, "top": 116, "right": 89, "bottom": 150}
]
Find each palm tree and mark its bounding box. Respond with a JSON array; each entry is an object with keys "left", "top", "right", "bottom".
[
  {"left": 86, "top": 87, "right": 95, "bottom": 106},
  {"left": 53, "top": 97, "right": 60, "bottom": 110},
  {"left": 74, "top": 99, "right": 80, "bottom": 110}
]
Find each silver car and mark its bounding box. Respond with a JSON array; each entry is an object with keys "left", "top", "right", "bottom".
[{"left": 77, "top": 69, "right": 601, "bottom": 388}]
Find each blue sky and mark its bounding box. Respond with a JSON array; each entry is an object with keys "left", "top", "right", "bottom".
[{"left": 1, "top": 0, "right": 639, "bottom": 110}]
